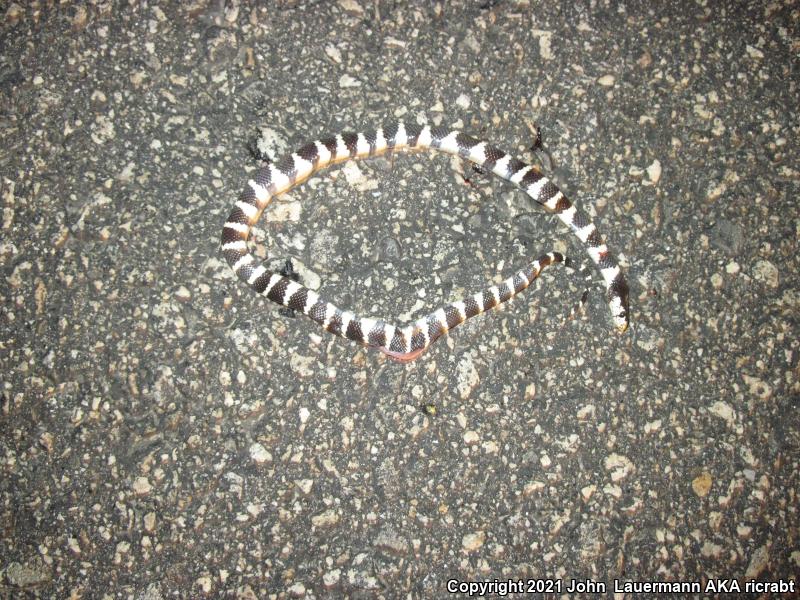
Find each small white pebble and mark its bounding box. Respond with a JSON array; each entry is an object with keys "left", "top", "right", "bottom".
[
  {"left": 294, "top": 479, "right": 314, "bottom": 494},
  {"left": 745, "top": 45, "right": 764, "bottom": 60},
  {"left": 752, "top": 259, "right": 778, "bottom": 288},
  {"left": 709, "top": 401, "right": 736, "bottom": 428},
  {"left": 604, "top": 453, "right": 634, "bottom": 481},
  {"left": 461, "top": 531, "right": 486, "bottom": 552},
  {"left": 323, "top": 569, "right": 341, "bottom": 587},
  {"left": 644, "top": 419, "right": 662, "bottom": 434},
  {"left": 339, "top": 74, "right": 360, "bottom": 88},
  {"left": 646, "top": 159, "right": 662, "bottom": 184},
  {"left": 325, "top": 45, "right": 342, "bottom": 63},
  {"left": 249, "top": 442, "right": 272, "bottom": 464},
  {"left": 338, "top": 0, "right": 364, "bottom": 15},
  {"left": 196, "top": 576, "right": 212, "bottom": 593},
  {"left": 581, "top": 484, "right": 596, "bottom": 501},
  {"left": 597, "top": 74, "right": 615, "bottom": 86},
  {"left": 287, "top": 582, "right": 306, "bottom": 596},
  {"left": 523, "top": 481, "right": 545, "bottom": 496},
  {"left": 174, "top": 285, "right": 191, "bottom": 302},
  {"left": 481, "top": 440, "right": 499, "bottom": 454},
  {"left": 132, "top": 477, "right": 152, "bottom": 495}
]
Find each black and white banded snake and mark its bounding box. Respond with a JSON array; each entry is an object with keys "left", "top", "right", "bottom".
[{"left": 221, "top": 123, "right": 629, "bottom": 362}]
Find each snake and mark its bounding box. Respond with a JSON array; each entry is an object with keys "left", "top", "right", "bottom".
[{"left": 221, "top": 123, "right": 629, "bottom": 362}]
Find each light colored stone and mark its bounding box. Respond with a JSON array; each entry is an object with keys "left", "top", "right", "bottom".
[
  {"left": 249, "top": 443, "right": 272, "bottom": 464},
  {"left": 692, "top": 472, "right": 712, "bottom": 497},
  {"left": 462, "top": 531, "right": 486, "bottom": 552}
]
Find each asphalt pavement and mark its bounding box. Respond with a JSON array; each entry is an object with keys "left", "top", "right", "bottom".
[{"left": 1, "top": 1, "right": 798, "bottom": 597}]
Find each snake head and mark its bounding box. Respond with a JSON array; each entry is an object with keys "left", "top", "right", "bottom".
[{"left": 609, "top": 275, "right": 630, "bottom": 333}]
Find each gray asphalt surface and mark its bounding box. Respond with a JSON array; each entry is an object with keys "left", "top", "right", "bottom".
[{"left": 1, "top": 1, "right": 798, "bottom": 598}]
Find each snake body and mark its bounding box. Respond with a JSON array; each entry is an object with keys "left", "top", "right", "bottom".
[{"left": 221, "top": 123, "right": 629, "bottom": 361}]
